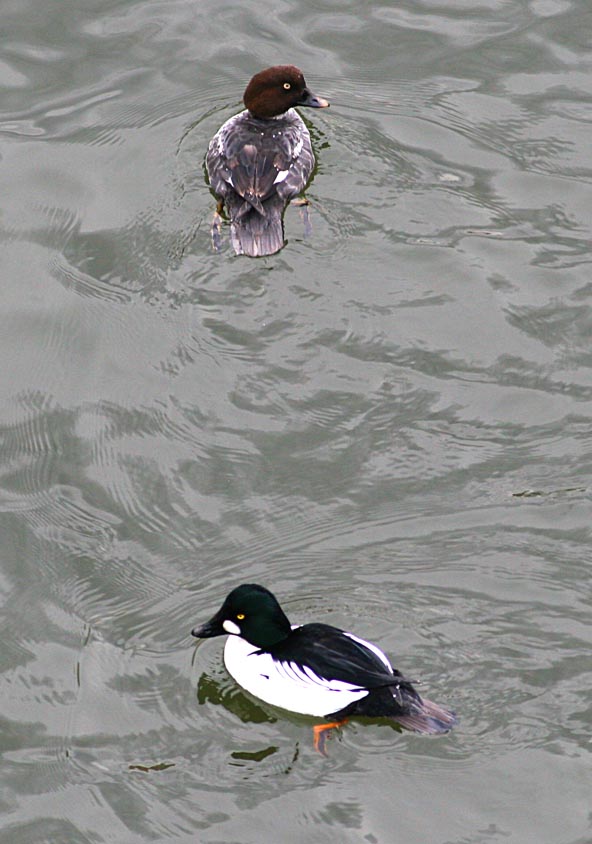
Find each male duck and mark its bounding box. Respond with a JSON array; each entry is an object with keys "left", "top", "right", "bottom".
[
  {"left": 206, "top": 65, "right": 329, "bottom": 257},
  {"left": 191, "top": 583, "right": 457, "bottom": 752}
]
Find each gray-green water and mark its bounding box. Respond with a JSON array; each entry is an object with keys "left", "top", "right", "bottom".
[{"left": 1, "top": 0, "right": 591, "bottom": 841}]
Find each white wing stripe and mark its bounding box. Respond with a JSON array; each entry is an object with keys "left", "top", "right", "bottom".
[
  {"left": 223, "top": 630, "right": 370, "bottom": 716},
  {"left": 343, "top": 632, "right": 393, "bottom": 671}
]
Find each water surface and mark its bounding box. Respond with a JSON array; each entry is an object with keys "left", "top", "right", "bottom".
[{"left": 1, "top": 0, "right": 591, "bottom": 842}]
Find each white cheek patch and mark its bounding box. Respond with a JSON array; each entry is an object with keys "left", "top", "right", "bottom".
[{"left": 223, "top": 619, "right": 241, "bottom": 635}]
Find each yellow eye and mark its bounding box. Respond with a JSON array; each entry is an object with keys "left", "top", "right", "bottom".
[
  {"left": 283, "top": 82, "right": 291, "bottom": 90},
  {"left": 237, "top": 613, "right": 245, "bottom": 620}
]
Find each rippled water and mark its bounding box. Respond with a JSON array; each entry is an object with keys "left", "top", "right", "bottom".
[{"left": 1, "top": 0, "right": 591, "bottom": 841}]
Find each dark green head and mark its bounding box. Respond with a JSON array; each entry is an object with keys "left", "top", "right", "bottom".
[{"left": 191, "top": 584, "right": 292, "bottom": 649}]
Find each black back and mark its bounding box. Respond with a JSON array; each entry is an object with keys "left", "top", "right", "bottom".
[{"left": 268, "top": 623, "right": 417, "bottom": 694}]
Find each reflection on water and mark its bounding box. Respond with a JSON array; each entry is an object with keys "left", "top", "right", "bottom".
[{"left": 1, "top": 0, "right": 591, "bottom": 841}]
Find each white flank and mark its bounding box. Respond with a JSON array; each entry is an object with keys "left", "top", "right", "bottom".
[
  {"left": 273, "top": 170, "right": 289, "bottom": 184},
  {"left": 223, "top": 625, "right": 371, "bottom": 717}
]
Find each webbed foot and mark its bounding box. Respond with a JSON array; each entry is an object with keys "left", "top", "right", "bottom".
[
  {"left": 291, "top": 197, "right": 312, "bottom": 239},
  {"left": 313, "top": 719, "right": 348, "bottom": 756}
]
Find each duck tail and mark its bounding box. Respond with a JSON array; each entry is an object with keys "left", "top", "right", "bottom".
[
  {"left": 227, "top": 198, "right": 285, "bottom": 257},
  {"left": 395, "top": 696, "right": 458, "bottom": 735}
]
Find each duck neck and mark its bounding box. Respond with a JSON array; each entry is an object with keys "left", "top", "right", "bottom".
[{"left": 246, "top": 613, "right": 292, "bottom": 650}]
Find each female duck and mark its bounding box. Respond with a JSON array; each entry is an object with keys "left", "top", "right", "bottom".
[
  {"left": 192, "top": 583, "right": 457, "bottom": 751},
  {"left": 206, "top": 66, "right": 329, "bottom": 257}
]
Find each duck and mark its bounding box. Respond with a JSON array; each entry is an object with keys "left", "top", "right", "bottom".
[
  {"left": 191, "top": 583, "right": 457, "bottom": 753},
  {"left": 205, "top": 65, "right": 329, "bottom": 257}
]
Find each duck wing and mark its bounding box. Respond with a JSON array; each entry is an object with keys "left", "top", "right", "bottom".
[
  {"left": 207, "top": 111, "right": 314, "bottom": 215},
  {"left": 268, "top": 623, "right": 414, "bottom": 692}
]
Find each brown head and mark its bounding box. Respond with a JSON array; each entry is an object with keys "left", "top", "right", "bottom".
[{"left": 243, "top": 65, "right": 329, "bottom": 119}]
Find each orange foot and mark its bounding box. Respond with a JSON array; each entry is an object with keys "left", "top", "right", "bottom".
[{"left": 313, "top": 719, "right": 348, "bottom": 756}]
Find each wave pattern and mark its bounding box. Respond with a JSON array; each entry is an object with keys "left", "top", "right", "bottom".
[{"left": 1, "top": 0, "right": 591, "bottom": 841}]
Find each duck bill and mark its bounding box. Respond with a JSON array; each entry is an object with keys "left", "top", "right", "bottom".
[
  {"left": 297, "top": 88, "right": 330, "bottom": 109},
  {"left": 191, "top": 612, "right": 225, "bottom": 639}
]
